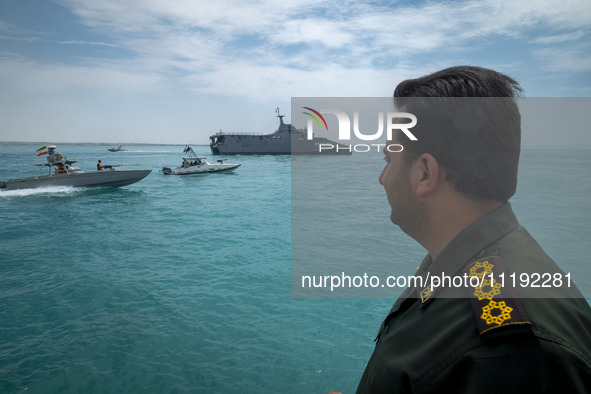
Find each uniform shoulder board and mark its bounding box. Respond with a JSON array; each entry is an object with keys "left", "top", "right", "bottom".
[{"left": 463, "top": 255, "right": 532, "bottom": 335}]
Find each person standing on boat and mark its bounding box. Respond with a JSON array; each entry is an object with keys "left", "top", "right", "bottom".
[
  {"left": 97, "top": 160, "right": 103, "bottom": 171},
  {"left": 354, "top": 66, "right": 591, "bottom": 393}
]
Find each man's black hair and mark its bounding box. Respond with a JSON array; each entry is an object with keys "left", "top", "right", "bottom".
[{"left": 394, "top": 65, "right": 523, "bottom": 203}]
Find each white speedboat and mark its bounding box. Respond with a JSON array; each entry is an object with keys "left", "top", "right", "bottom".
[
  {"left": 0, "top": 145, "right": 151, "bottom": 191},
  {"left": 162, "top": 146, "right": 240, "bottom": 175}
]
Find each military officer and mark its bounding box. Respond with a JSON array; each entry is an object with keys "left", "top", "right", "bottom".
[{"left": 355, "top": 66, "right": 591, "bottom": 393}]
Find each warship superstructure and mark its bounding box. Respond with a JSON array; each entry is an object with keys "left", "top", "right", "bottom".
[{"left": 209, "top": 109, "right": 350, "bottom": 155}]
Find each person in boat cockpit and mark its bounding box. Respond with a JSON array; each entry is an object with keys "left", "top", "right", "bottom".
[
  {"left": 56, "top": 164, "right": 66, "bottom": 174},
  {"left": 97, "top": 160, "right": 103, "bottom": 171}
]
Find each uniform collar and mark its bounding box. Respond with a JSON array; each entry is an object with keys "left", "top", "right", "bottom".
[
  {"left": 419, "top": 202, "right": 519, "bottom": 304},
  {"left": 378, "top": 203, "right": 519, "bottom": 330}
]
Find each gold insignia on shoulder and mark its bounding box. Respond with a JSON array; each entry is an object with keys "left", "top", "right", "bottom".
[
  {"left": 480, "top": 300, "right": 513, "bottom": 326},
  {"left": 464, "top": 256, "right": 531, "bottom": 335},
  {"left": 473, "top": 279, "right": 502, "bottom": 300},
  {"left": 469, "top": 260, "right": 494, "bottom": 279}
]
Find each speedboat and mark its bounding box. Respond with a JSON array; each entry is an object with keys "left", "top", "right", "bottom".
[
  {"left": 107, "top": 145, "right": 126, "bottom": 152},
  {"left": 0, "top": 145, "right": 151, "bottom": 191},
  {"left": 162, "top": 146, "right": 240, "bottom": 175}
]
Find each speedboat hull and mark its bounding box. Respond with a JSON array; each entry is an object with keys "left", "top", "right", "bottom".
[
  {"left": 1, "top": 169, "right": 151, "bottom": 191},
  {"left": 162, "top": 163, "right": 240, "bottom": 175}
]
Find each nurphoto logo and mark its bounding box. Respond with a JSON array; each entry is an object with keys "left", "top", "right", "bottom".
[{"left": 302, "top": 107, "right": 418, "bottom": 153}]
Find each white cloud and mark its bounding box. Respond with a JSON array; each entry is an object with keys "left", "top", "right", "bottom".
[
  {"left": 3, "top": 0, "right": 590, "bottom": 102},
  {"left": 269, "top": 18, "right": 356, "bottom": 48},
  {"left": 531, "top": 45, "right": 591, "bottom": 73},
  {"left": 57, "top": 40, "right": 122, "bottom": 47},
  {"left": 0, "top": 20, "right": 43, "bottom": 42},
  {"left": 0, "top": 59, "right": 162, "bottom": 94},
  {"left": 1, "top": 0, "right": 590, "bottom": 142},
  {"left": 529, "top": 31, "right": 586, "bottom": 45}
]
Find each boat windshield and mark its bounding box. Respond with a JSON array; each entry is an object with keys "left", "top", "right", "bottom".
[{"left": 182, "top": 158, "right": 202, "bottom": 167}]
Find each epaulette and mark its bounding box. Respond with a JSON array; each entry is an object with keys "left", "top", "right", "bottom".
[{"left": 463, "top": 255, "right": 531, "bottom": 335}]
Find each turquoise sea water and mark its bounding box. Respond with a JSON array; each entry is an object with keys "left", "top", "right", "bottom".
[{"left": 1, "top": 145, "right": 590, "bottom": 393}]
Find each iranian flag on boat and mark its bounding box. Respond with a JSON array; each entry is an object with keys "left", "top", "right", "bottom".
[{"left": 36, "top": 146, "right": 48, "bottom": 156}]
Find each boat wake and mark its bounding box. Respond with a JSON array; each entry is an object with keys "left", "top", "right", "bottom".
[{"left": 0, "top": 185, "right": 81, "bottom": 197}]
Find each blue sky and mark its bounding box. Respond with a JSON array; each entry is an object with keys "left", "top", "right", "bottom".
[{"left": 0, "top": 0, "right": 590, "bottom": 144}]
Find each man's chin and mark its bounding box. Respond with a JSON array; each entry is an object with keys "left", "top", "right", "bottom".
[
  {"left": 390, "top": 211, "right": 414, "bottom": 237},
  {"left": 390, "top": 211, "right": 400, "bottom": 226}
]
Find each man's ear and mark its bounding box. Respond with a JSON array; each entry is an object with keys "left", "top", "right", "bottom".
[{"left": 412, "top": 153, "right": 440, "bottom": 197}]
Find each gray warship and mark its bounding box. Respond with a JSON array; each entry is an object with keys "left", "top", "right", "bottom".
[{"left": 209, "top": 109, "right": 351, "bottom": 155}]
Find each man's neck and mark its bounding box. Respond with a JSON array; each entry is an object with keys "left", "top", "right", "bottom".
[{"left": 421, "top": 195, "right": 502, "bottom": 260}]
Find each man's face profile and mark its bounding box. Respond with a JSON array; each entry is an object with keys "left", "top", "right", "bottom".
[
  {"left": 380, "top": 135, "right": 411, "bottom": 224},
  {"left": 379, "top": 133, "right": 428, "bottom": 240}
]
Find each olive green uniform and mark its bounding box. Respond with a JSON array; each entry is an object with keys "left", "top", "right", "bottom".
[{"left": 357, "top": 204, "right": 591, "bottom": 393}]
